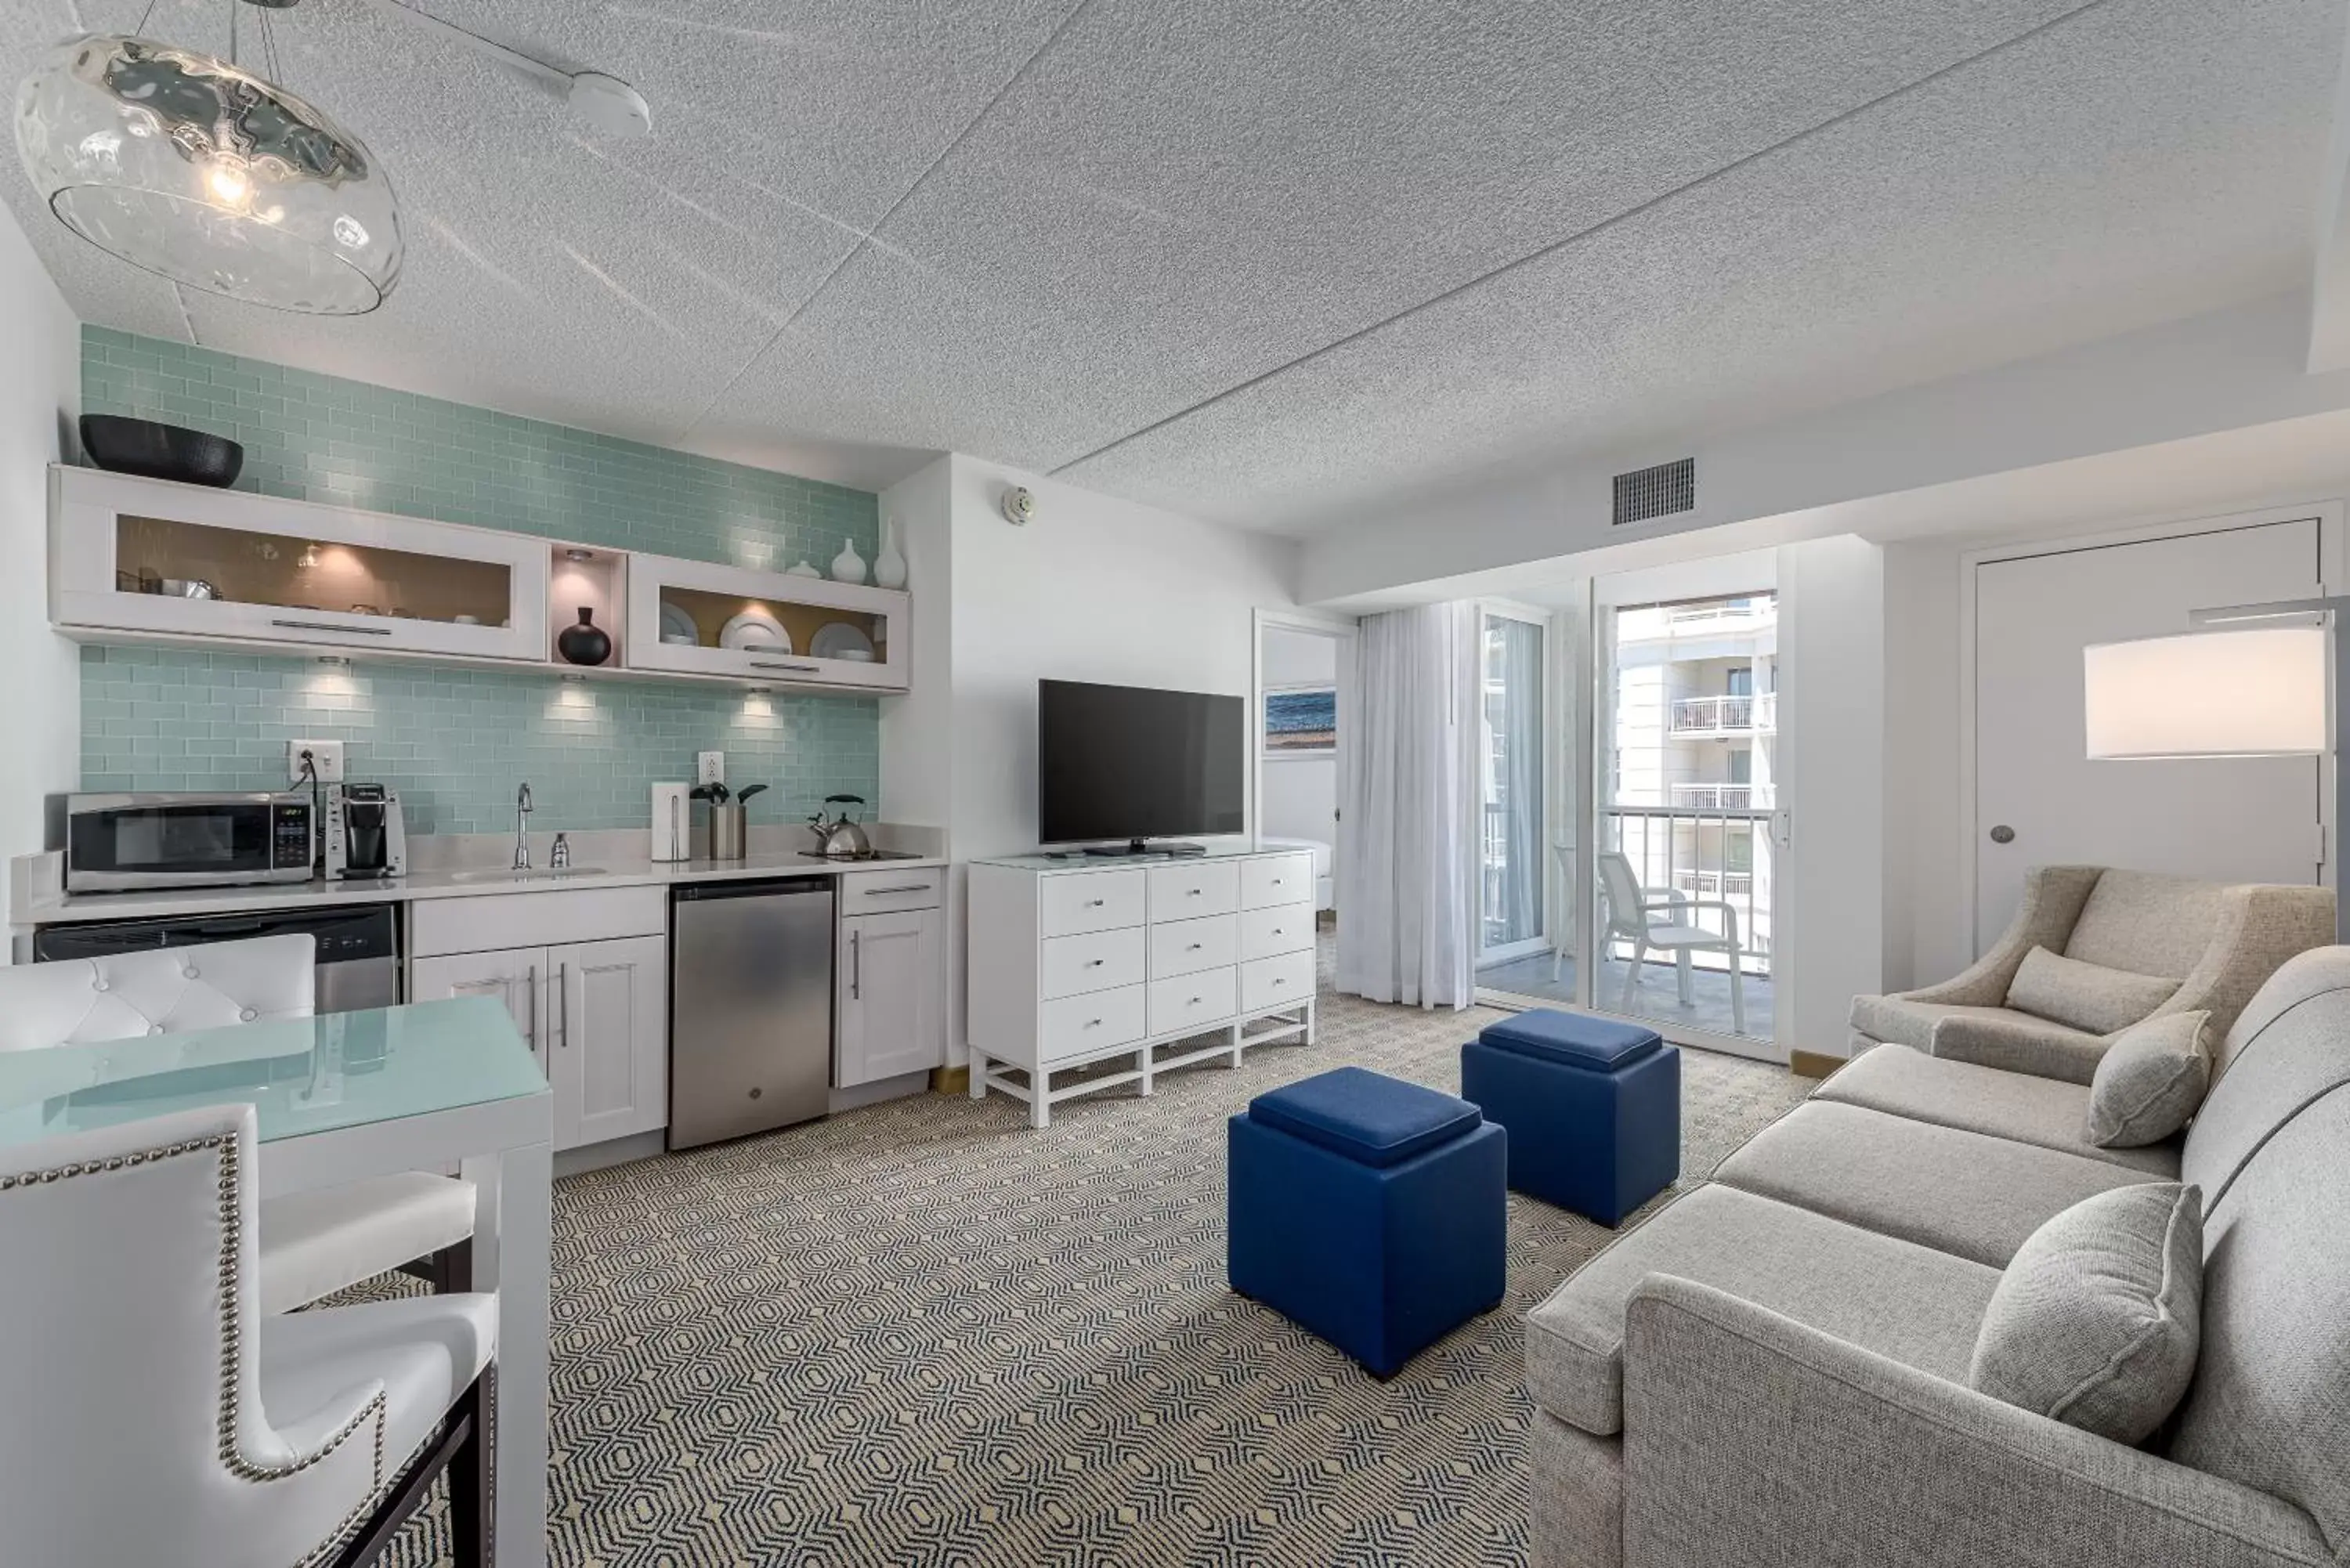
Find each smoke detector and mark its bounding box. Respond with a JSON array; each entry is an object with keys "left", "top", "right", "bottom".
[{"left": 1000, "top": 486, "right": 1036, "bottom": 526}]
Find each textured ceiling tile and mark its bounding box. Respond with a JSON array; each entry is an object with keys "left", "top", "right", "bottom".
[
  {"left": 713, "top": 0, "right": 2095, "bottom": 468},
  {"left": 1057, "top": 0, "right": 2342, "bottom": 528}
]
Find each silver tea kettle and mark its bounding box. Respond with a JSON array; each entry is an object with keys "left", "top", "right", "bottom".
[{"left": 805, "top": 793, "right": 871, "bottom": 858}]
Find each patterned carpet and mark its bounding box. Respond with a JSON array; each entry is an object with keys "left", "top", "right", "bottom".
[{"left": 383, "top": 941, "right": 1805, "bottom": 1566}]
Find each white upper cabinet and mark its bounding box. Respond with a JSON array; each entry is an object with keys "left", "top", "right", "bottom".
[
  {"left": 50, "top": 466, "right": 549, "bottom": 662},
  {"left": 625, "top": 551, "right": 909, "bottom": 692}
]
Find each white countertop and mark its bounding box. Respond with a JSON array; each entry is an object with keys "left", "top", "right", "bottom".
[{"left": 16, "top": 851, "right": 949, "bottom": 927}]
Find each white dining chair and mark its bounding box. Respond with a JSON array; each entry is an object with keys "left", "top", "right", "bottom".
[
  {"left": 0, "top": 934, "right": 478, "bottom": 1313},
  {"left": 0, "top": 1101, "right": 493, "bottom": 1567},
  {"left": 1596, "top": 850, "right": 1746, "bottom": 1034}
]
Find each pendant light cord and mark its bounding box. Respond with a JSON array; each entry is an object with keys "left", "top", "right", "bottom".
[{"left": 133, "top": 0, "right": 157, "bottom": 36}]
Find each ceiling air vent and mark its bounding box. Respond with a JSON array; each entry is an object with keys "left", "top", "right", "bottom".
[{"left": 1612, "top": 457, "right": 1695, "bottom": 527}]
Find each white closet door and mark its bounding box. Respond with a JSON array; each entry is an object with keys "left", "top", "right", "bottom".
[{"left": 1974, "top": 518, "right": 2324, "bottom": 953}]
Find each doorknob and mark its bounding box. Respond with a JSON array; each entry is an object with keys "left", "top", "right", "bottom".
[{"left": 1989, "top": 825, "right": 2016, "bottom": 844}]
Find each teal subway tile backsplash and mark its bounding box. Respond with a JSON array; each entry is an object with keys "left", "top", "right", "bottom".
[
  {"left": 81, "top": 327, "right": 877, "bottom": 572},
  {"left": 78, "top": 329, "right": 885, "bottom": 826},
  {"left": 81, "top": 646, "right": 877, "bottom": 834}
]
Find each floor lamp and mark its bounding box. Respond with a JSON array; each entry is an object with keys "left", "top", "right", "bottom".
[{"left": 2082, "top": 606, "right": 2341, "bottom": 942}]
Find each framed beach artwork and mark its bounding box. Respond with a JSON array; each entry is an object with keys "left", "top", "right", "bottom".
[{"left": 1264, "top": 684, "right": 1336, "bottom": 757}]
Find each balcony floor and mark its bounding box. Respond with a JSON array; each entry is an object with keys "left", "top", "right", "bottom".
[{"left": 1475, "top": 950, "right": 1775, "bottom": 1042}]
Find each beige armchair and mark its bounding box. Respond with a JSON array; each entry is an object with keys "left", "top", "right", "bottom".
[{"left": 1849, "top": 865, "right": 2334, "bottom": 1083}]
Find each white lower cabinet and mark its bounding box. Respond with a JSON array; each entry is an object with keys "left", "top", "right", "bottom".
[
  {"left": 413, "top": 933, "right": 666, "bottom": 1151},
  {"left": 834, "top": 874, "right": 949, "bottom": 1089},
  {"left": 410, "top": 887, "right": 669, "bottom": 1152}
]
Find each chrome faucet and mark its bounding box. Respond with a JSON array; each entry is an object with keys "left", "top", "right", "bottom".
[{"left": 512, "top": 782, "right": 534, "bottom": 869}]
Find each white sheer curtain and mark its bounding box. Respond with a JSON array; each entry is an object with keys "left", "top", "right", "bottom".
[{"left": 1336, "top": 602, "right": 1475, "bottom": 1008}]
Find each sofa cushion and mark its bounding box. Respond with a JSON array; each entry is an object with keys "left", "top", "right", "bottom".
[
  {"left": 2086, "top": 1011, "right": 2210, "bottom": 1148},
  {"left": 2062, "top": 869, "right": 2229, "bottom": 979},
  {"left": 2185, "top": 945, "right": 2350, "bottom": 1207},
  {"left": 1712, "top": 1102, "right": 2163, "bottom": 1268},
  {"left": 1248, "top": 1067, "right": 1481, "bottom": 1169},
  {"left": 1814, "top": 1045, "right": 2180, "bottom": 1176},
  {"left": 1524, "top": 1183, "right": 1998, "bottom": 1436},
  {"left": 1478, "top": 1010, "right": 1661, "bottom": 1071},
  {"left": 1970, "top": 1183, "right": 2204, "bottom": 1445},
  {"left": 1847, "top": 992, "right": 2098, "bottom": 1058},
  {"left": 2006, "top": 946, "right": 2180, "bottom": 1035}
]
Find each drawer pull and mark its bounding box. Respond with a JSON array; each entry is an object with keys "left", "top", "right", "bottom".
[
  {"left": 1086, "top": 1017, "right": 1102, "bottom": 1028},
  {"left": 1188, "top": 887, "right": 1202, "bottom": 896},
  {"left": 862, "top": 883, "right": 931, "bottom": 896},
  {"left": 1086, "top": 959, "right": 1104, "bottom": 968},
  {"left": 1187, "top": 942, "right": 1202, "bottom": 951},
  {"left": 1271, "top": 978, "right": 1287, "bottom": 988},
  {"left": 1086, "top": 898, "right": 1105, "bottom": 908},
  {"left": 1189, "top": 995, "right": 1202, "bottom": 1005},
  {"left": 273, "top": 617, "right": 392, "bottom": 635}
]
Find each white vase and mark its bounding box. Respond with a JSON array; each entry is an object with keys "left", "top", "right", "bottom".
[
  {"left": 830, "top": 537, "right": 867, "bottom": 584},
  {"left": 873, "top": 518, "right": 907, "bottom": 590},
  {"left": 785, "top": 558, "right": 821, "bottom": 578}
]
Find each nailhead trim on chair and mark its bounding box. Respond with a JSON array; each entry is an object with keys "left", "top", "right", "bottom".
[{"left": 2, "top": 1131, "right": 391, "bottom": 1568}]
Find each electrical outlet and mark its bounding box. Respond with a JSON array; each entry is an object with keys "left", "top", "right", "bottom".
[
  {"left": 288, "top": 739, "right": 345, "bottom": 784},
  {"left": 697, "top": 750, "right": 725, "bottom": 786}
]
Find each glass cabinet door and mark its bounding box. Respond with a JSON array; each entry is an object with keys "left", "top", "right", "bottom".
[
  {"left": 624, "top": 552, "right": 908, "bottom": 692},
  {"left": 51, "top": 466, "right": 549, "bottom": 661}
]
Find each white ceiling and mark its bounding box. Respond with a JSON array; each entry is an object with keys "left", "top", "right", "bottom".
[{"left": 5, "top": 0, "right": 2341, "bottom": 516}]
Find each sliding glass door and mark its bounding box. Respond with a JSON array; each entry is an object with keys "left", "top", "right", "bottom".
[{"left": 1476, "top": 608, "right": 1547, "bottom": 966}]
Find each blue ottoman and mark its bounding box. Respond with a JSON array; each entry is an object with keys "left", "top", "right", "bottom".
[
  {"left": 1227, "top": 1066, "right": 1506, "bottom": 1378},
  {"left": 1460, "top": 1010, "right": 1679, "bottom": 1226}
]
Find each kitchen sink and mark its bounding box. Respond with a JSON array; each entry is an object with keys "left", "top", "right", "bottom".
[{"left": 444, "top": 866, "right": 610, "bottom": 884}]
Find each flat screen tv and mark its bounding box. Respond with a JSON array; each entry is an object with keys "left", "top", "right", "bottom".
[{"left": 1038, "top": 679, "right": 1246, "bottom": 853}]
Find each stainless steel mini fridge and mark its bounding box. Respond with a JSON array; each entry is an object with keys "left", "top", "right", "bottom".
[{"left": 668, "top": 876, "right": 835, "bottom": 1149}]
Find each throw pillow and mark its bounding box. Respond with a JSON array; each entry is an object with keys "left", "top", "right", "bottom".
[
  {"left": 2086, "top": 1011, "right": 2211, "bottom": 1147},
  {"left": 1969, "top": 1183, "right": 2204, "bottom": 1445},
  {"left": 2005, "top": 946, "right": 2180, "bottom": 1035}
]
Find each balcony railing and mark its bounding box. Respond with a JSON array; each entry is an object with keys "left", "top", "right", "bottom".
[
  {"left": 1601, "top": 804, "right": 1773, "bottom": 976},
  {"left": 1669, "top": 692, "right": 1777, "bottom": 735},
  {"left": 1664, "top": 599, "right": 1776, "bottom": 629},
  {"left": 1671, "top": 783, "right": 1755, "bottom": 809}
]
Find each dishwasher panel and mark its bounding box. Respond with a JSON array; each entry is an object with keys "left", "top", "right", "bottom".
[{"left": 668, "top": 876, "right": 834, "bottom": 1150}]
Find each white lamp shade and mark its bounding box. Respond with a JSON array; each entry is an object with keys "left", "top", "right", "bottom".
[{"left": 2084, "top": 627, "right": 2328, "bottom": 759}]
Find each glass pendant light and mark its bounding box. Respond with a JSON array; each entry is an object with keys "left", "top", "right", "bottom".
[{"left": 14, "top": 31, "right": 401, "bottom": 314}]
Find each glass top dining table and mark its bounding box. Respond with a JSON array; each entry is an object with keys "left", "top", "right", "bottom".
[{"left": 0, "top": 995, "right": 545, "bottom": 1150}]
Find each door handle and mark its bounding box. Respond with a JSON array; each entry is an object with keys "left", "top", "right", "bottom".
[
  {"left": 1988, "top": 825, "right": 2016, "bottom": 844},
  {"left": 851, "top": 930, "right": 861, "bottom": 1000}
]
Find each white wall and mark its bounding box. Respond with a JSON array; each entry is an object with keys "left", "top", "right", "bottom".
[
  {"left": 1260, "top": 626, "right": 1337, "bottom": 848},
  {"left": 879, "top": 453, "right": 1300, "bottom": 1060},
  {"left": 0, "top": 205, "right": 79, "bottom": 939}
]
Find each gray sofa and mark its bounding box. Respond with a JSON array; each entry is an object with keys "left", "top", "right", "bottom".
[
  {"left": 1524, "top": 945, "right": 2350, "bottom": 1568},
  {"left": 1848, "top": 865, "right": 2334, "bottom": 1082}
]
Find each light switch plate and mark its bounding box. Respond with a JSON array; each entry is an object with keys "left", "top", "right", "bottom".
[
  {"left": 697, "top": 750, "right": 725, "bottom": 786},
  {"left": 288, "top": 739, "right": 345, "bottom": 783}
]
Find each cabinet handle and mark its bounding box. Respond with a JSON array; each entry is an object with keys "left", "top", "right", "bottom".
[
  {"left": 1085, "top": 959, "right": 1104, "bottom": 968},
  {"left": 523, "top": 963, "right": 539, "bottom": 1058},
  {"left": 862, "top": 883, "right": 930, "bottom": 896},
  {"left": 1086, "top": 898, "right": 1105, "bottom": 908},
  {"left": 851, "top": 930, "right": 861, "bottom": 1000},
  {"left": 1271, "top": 978, "right": 1287, "bottom": 988},
  {"left": 273, "top": 617, "right": 392, "bottom": 635},
  {"left": 1187, "top": 942, "right": 1202, "bottom": 951},
  {"left": 1187, "top": 887, "right": 1202, "bottom": 896},
  {"left": 1188, "top": 995, "right": 1202, "bottom": 1005},
  {"left": 750, "top": 659, "right": 821, "bottom": 674},
  {"left": 1085, "top": 1017, "right": 1102, "bottom": 1028},
  {"left": 554, "top": 962, "right": 568, "bottom": 1049}
]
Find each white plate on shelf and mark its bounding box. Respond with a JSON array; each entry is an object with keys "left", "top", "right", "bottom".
[
  {"left": 809, "top": 621, "right": 875, "bottom": 661},
  {"left": 720, "top": 609, "right": 790, "bottom": 652},
  {"left": 659, "top": 600, "right": 698, "bottom": 645}
]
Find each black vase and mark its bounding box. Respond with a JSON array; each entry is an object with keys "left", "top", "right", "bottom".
[{"left": 557, "top": 607, "right": 612, "bottom": 667}]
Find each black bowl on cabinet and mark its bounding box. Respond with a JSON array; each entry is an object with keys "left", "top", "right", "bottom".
[{"left": 79, "top": 415, "right": 244, "bottom": 487}]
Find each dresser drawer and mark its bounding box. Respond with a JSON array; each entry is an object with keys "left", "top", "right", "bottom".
[
  {"left": 1241, "top": 854, "right": 1316, "bottom": 911},
  {"left": 1238, "top": 901, "right": 1315, "bottom": 961},
  {"left": 1041, "top": 927, "right": 1146, "bottom": 1000},
  {"left": 1149, "top": 912, "right": 1237, "bottom": 978},
  {"left": 838, "top": 866, "right": 944, "bottom": 914},
  {"left": 1039, "top": 984, "right": 1147, "bottom": 1064},
  {"left": 1240, "top": 949, "right": 1316, "bottom": 1013},
  {"left": 1040, "top": 869, "right": 1146, "bottom": 937},
  {"left": 1148, "top": 859, "right": 1239, "bottom": 920},
  {"left": 1148, "top": 966, "right": 1238, "bottom": 1039}
]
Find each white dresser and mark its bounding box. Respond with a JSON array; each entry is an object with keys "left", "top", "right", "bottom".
[{"left": 967, "top": 847, "right": 1320, "bottom": 1126}]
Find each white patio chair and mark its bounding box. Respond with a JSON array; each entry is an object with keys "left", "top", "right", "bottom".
[
  {"left": 1596, "top": 850, "right": 1746, "bottom": 1034},
  {"left": 0, "top": 1101, "right": 494, "bottom": 1566},
  {"left": 0, "top": 934, "right": 476, "bottom": 1313}
]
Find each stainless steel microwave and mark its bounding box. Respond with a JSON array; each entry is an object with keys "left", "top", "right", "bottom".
[{"left": 48, "top": 792, "right": 316, "bottom": 892}]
